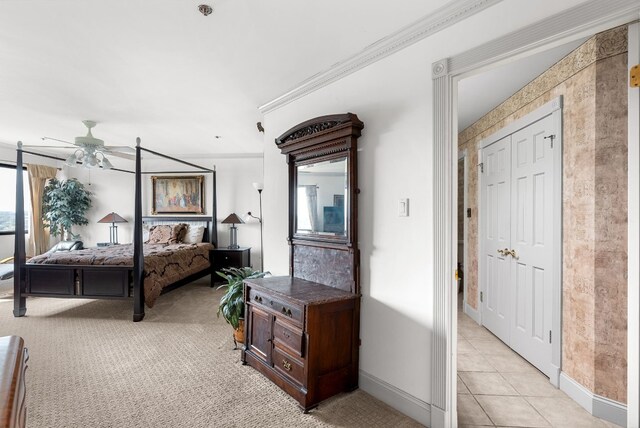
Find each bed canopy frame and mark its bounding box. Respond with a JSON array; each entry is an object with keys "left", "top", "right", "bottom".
[{"left": 13, "top": 137, "right": 218, "bottom": 322}]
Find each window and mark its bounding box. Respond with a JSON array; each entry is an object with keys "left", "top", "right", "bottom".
[
  {"left": 0, "top": 164, "right": 31, "bottom": 235},
  {"left": 296, "top": 186, "right": 313, "bottom": 231}
]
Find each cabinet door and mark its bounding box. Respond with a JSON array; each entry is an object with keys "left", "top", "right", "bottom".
[{"left": 247, "top": 304, "right": 272, "bottom": 364}]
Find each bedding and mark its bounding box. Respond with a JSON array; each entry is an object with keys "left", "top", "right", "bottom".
[
  {"left": 28, "top": 242, "right": 214, "bottom": 307},
  {"left": 146, "top": 224, "right": 188, "bottom": 244},
  {"left": 183, "top": 225, "right": 205, "bottom": 244}
]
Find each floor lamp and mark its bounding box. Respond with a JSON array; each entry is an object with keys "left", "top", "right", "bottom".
[{"left": 246, "top": 182, "right": 264, "bottom": 272}]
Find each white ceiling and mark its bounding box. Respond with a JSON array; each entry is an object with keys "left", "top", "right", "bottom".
[
  {"left": 0, "top": 1, "right": 593, "bottom": 167},
  {"left": 0, "top": 0, "right": 453, "bottom": 163},
  {"left": 457, "top": 37, "right": 587, "bottom": 131}
]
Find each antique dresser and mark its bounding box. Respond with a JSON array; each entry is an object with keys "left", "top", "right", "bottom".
[{"left": 242, "top": 113, "right": 363, "bottom": 411}]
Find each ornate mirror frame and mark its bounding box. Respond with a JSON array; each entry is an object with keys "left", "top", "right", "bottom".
[{"left": 275, "top": 113, "right": 364, "bottom": 293}]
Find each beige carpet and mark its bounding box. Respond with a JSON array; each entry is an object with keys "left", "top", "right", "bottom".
[{"left": 0, "top": 278, "right": 422, "bottom": 428}]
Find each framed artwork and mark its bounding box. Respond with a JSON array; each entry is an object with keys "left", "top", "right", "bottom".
[
  {"left": 151, "top": 175, "right": 205, "bottom": 214},
  {"left": 333, "top": 194, "right": 345, "bottom": 208},
  {"left": 323, "top": 206, "right": 345, "bottom": 234}
]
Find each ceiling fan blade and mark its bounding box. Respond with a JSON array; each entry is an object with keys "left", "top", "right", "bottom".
[
  {"left": 22, "top": 145, "right": 75, "bottom": 149},
  {"left": 104, "top": 145, "right": 135, "bottom": 153},
  {"left": 105, "top": 151, "right": 136, "bottom": 160},
  {"left": 42, "top": 137, "right": 74, "bottom": 145}
]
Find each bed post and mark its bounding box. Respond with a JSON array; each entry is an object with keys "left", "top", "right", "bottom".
[
  {"left": 13, "top": 142, "right": 26, "bottom": 317},
  {"left": 133, "top": 137, "right": 145, "bottom": 322},
  {"left": 211, "top": 168, "right": 217, "bottom": 247}
]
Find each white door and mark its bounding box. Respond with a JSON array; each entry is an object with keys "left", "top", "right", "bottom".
[
  {"left": 480, "top": 114, "right": 556, "bottom": 378},
  {"left": 509, "top": 116, "right": 554, "bottom": 378},
  {"left": 480, "top": 136, "right": 511, "bottom": 344}
]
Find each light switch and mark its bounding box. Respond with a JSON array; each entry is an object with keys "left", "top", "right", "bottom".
[{"left": 399, "top": 198, "right": 409, "bottom": 217}]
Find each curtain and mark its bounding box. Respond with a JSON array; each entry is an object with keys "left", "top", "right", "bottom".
[
  {"left": 304, "top": 185, "right": 318, "bottom": 231},
  {"left": 27, "top": 164, "right": 58, "bottom": 256}
]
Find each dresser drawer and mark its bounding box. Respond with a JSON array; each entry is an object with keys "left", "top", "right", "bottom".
[
  {"left": 248, "top": 288, "right": 304, "bottom": 327},
  {"left": 273, "top": 318, "right": 304, "bottom": 357},
  {"left": 211, "top": 248, "right": 251, "bottom": 276},
  {"left": 272, "top": 347, "right": 304, "bottom": 386},
  {"left": 213, "top": 251, "right": 242, "bottom": 267}
]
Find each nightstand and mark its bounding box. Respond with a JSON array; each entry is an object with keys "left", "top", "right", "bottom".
[{"left": 210, "top": 247, "right": 251, "bottom": 285}]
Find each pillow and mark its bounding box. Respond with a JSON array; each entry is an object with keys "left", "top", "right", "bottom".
[
  {"left": 142, "top": 224, "right": 152, "bottom": 242},
  {"left": 146, "top": 224, "right": 188, "bottom": 244},
  {"left": 183, "top": 225, "right": 205, "bottom": 244}
]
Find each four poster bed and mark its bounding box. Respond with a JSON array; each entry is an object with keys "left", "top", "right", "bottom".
[{"left": 12, "top": 138, "right": 218, "bottom": 322}]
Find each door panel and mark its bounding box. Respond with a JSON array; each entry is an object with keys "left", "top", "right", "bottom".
[
  {"left": 481, "top": 136, "right": 511, "bottom": 343},
  {"left": 480, "top": 114, "right": 555, "bottom": 378},
  {"left": 247, "top": 305, "right": 273, "bottom": 364},
  {"left": 509, "top": 115, "right": 554, "bottom": 378}
]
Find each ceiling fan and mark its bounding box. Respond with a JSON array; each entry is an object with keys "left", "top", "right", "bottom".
[{"left": 27, "top": 120, "right": 135, "bottom": 169}]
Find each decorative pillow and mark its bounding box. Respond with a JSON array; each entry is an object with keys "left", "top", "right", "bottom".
[
  {"left": 146, "top": 224, "right": 188, "bottom": 244},
  {"left": 142, "top": 224, "right": 152, "bottom": 242},
  {"left": 183, "top": 225, "right": 205, "bottom": 244}
]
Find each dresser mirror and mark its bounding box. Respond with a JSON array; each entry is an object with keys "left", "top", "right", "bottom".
[
  {"left": 275, "top": 112, "right": 363, "bottom": 286},
  {"left": 295, "top": 156, "right": 348, "bottom": 238}
]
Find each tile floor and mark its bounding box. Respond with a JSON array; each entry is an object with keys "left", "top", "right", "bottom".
[{"left": 457, "top": 295, "right": 621, "bottom": 428}]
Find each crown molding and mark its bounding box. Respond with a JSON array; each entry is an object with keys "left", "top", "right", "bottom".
[
  {"left": 258, "top": 0, "right": 503, "bottom": 114},
  {"left": 448, "top": 0, "right": 640, "bottom": 75}
]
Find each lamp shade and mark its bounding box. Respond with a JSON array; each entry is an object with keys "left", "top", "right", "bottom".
[
  {"left": 253, "top": 182, "right": 264, "bottom": 191},
  {"left": 221, "top": 213, "right": 244, "bottom": 225},
  {"left": 98, "top": 212, "right": 128, "bottom": 224}
]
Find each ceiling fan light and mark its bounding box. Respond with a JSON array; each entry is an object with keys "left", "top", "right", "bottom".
[
  {"left": 101, "top": 156, "right": 113, "bottom": 170},
  {"left": 65, "top": 153, "right": 78, "bottom": 167},
  {"left": 84, "top": 153, "right": 98, "bottom": 168}
]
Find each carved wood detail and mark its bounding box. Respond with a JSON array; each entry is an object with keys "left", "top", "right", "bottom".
[{"left": 275, "top": 113, "right": 363, "bottom": 162}]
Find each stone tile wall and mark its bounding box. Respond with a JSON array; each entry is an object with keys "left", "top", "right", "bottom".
[{"left": 458, "top": 25, "right": 628, "bottom": 403}]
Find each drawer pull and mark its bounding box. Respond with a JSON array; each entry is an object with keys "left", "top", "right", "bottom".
[
  {"left": 255, "top": 295, "right": 263, "bottom": 303},
  {"left": 282, "top": 330, "right": 290, "bottom": 339},
  {"left": 281, "top": 307, "right": 292, "bottom": 317},
  {"left": 282, "top": 359, "right": 292, "bottom": 371}
]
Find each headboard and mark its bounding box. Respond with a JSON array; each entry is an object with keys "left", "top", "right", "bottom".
[{"left": 141, "top": 216, "right": 215, "bottom": 244}]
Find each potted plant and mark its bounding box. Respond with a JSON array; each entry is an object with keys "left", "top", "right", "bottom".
[
  {"left": 216, "top": 267, "right": 268, "bottom": 348},
  {"left": 42, "top": 178, "right": 92, "bottom": 240}
]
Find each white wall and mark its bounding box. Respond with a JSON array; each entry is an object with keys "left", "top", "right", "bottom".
[
  {"left": 261, "top": 0, "right": 594, "bottom": 420},
  {"left": 0, "top": 143, "right": 264, "bottom": 265},
  {"left": 263, "top": 45, "right": 434, "bottom": 407},
  {"left": 68, "top": 156, "right": 264, "bottom": 268}
]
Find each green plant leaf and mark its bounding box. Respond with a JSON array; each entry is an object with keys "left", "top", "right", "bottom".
[{"left": 216, "top": 267, "right": 269, "bottom": 330}]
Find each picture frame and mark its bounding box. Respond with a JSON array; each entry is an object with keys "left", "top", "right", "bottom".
[
  {"left": 323, "top": 206, "right": 345, "bottom": 234},
  {"left": 151, "top": 175, "right": 205, "bottom": 215}
]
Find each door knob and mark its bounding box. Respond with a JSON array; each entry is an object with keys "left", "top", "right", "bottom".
[
  {"left": 497, "top": 248, "right": 518, "bottom": 259},
  {"left": 504, "top": 249, "right": 519, "bottom": 259}
]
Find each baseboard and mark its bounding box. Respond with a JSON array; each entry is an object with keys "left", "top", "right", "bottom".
[
  {"left": 559, "top": 372, "right": 627, "bottom": 427},
  {"left": 430, "top": 405, "right": 445, "bottom": 428},
  {"left": 549, "top": 365, "right": 560, "bottom": 388},
  {"left": 359, "top": 370, "right": 431, "bottom": 426},
  {"left": 594, "top": 394, "right": 627, "bottom": 427},
  {"left": 463, "top": 301, "right": 481, "bottom": 325}
]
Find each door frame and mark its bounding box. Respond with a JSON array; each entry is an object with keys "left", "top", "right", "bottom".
[
  {"left": 627, "top": 20, "right": 640, "bottom": 428},
  {"left": 430, "top": 1, "right": 640, "bottom": 426},
  {"left": 477, "top": 97, "right": 563, "bottom": 385},
  {"left": 458, "top": 150, "right": 476, "bottom": 321}
]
